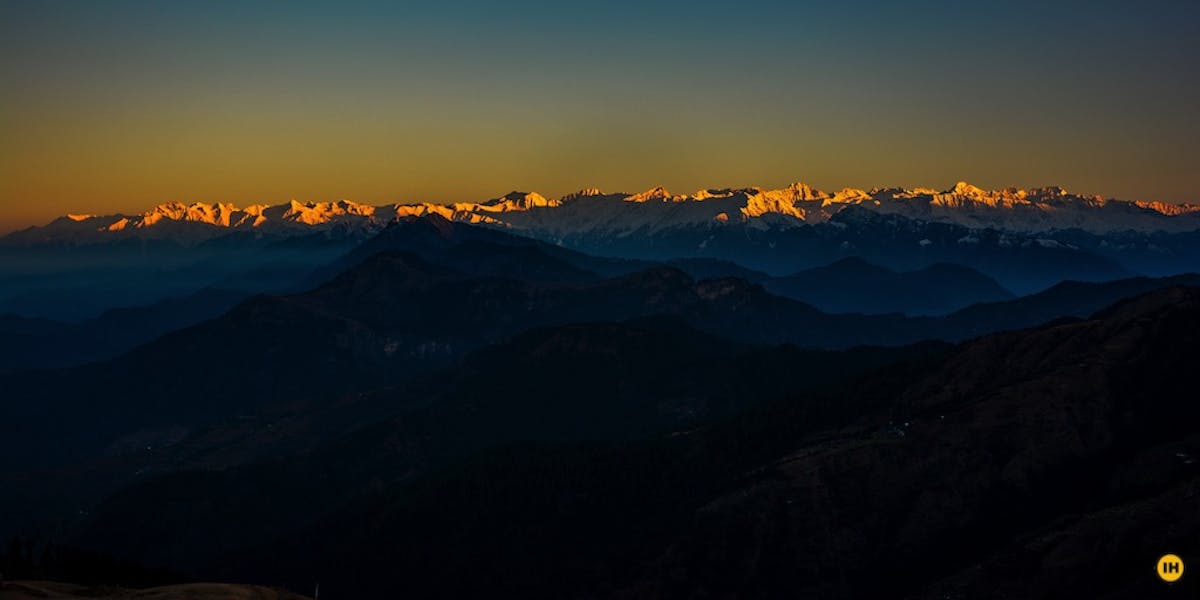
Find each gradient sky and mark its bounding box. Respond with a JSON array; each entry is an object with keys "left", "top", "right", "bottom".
[{"left": 2, "top": 0, "right": 1198, "bottom": 233}]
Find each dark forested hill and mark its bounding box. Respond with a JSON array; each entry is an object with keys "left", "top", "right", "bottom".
[{"left": 45, "top": 287, "right": 1200, "bottom": 599}]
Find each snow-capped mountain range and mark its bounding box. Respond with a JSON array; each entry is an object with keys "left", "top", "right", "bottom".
[{"left": 7, "top": 181, "right": 1200, "bottom": 245}]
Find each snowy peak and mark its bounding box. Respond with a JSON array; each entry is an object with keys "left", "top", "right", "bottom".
[
  {"left": 279, "top": 199, "right": 379, "bottom": 225},
  {"left": 1136, "top": 200, "right": 1199, "bottom": 216},
  {"left": 473, "top": 182, "right": 1198, "bottom": 234},
  {"left": 829, "top": 188, "right": 872, "bottom": 203},
  {"left": 112, "top": 199, "right": 390, "bottom": 230},
  {"left": 480, "top": 191, "right": 559, "bottom": 212},
  {"left": 627, "top": 186, "right": 680, "bottom": 202},
  {"left": 568, "top": 187, "right": 603, "bottom": 198},
  {"left": 12, "top": 180, "right": 1200, "bottom": 246},
  {"left": 948, "top": 181, "right": 987, "bottom": 197},
  {"left": 778, "top": 181, "right": 829, "bottom": 201}
]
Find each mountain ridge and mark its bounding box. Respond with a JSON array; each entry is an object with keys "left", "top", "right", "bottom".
[
  {"left": 9, "top": 181, "right": 1200, "bottom": 246},
  {"left": 48, "top": 285, "right": 1200, "bottom": 599}
]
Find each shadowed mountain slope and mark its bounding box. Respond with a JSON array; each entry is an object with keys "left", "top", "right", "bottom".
[
  {"left": 764, "top": 257, "right": 1013, "bottom": 315},
  {"left": 0, "top": 288, "right": 250, "bottom": 374},
  {"left": 56, "top": 287, "right": 1200, "bottom": 599},
  {"left": 629, "top": 286, "right": 1200, "bottom": 599},
  {"left": 3, "top": 215, "right": 1198, "bottom": 474}
]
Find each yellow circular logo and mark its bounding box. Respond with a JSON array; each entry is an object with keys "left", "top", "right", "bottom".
[{"left": 1157, "top": 554, "right": 1184, "bottom": 583}]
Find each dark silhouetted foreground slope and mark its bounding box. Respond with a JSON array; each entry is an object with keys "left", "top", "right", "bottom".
[{"left": 46, "top": 287, "right": 1200, "bottom": 599}]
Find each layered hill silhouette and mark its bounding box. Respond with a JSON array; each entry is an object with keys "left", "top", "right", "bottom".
[
  {"left": 0, "top": 249, "right": 922, "bottom": 472},
  {"left": 3, "top": 215, "right": 1199, "bottom": 598},
  {"left": 0, "top": 288, "right": 249, "bottom": 373},
  {"left": 762, "top": 257, "right": 1014, "bottom": 315},
  {"left": 43, "top": 286, "right": 1200, "bottom": 599},
  {"left": 0, "top": 219, "right": 1023, "bottom": 373},
  {"left": 7, "top": 183, "right": 1200, "bottom": 319},
  {"left": 4, "top": 217, "right": 1199, "bottom": 472},
  {"left": 0, "top": 232, "right": 358, "bottom": 320}
]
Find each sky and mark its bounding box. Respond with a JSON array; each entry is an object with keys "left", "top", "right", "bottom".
[{"left": 2, "top": 0, "right": 1198, "bottom": 233}]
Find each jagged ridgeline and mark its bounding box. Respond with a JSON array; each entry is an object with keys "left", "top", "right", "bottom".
[
  {"left": 7, "top": 182, "right": 1200, "bottom": 244},
  {"left": 4, "top": 181, "right": 1200, "bottom": 322},
  {"left": 1, "top": 183, "right": 1199, "bottom": 599}
]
